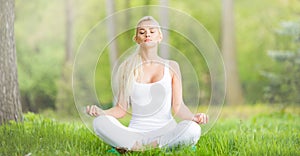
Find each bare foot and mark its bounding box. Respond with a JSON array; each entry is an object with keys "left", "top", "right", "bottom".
[
  {"left": 115, "top": 147, "right": 129, "bottom": 154},
  {"left": 131, "top": 141, "right": 144, "bottom": 151},
  {"left": 131, "top": 140, "right": 159, "bottom": 151}
]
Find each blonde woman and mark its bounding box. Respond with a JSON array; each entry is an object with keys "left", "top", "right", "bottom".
[{"left": 86, "top": 16, "right": 208, "bottom": 152}]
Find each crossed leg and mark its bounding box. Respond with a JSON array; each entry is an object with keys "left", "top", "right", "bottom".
[{"left": 93, "top": 115, "right": 201, "bottom": 151}]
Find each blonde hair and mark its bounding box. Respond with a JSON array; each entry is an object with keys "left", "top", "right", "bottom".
[{"left": 117, "top": 16, "right": 162, "bottom": 106}]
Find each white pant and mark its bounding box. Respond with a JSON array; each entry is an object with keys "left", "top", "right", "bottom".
[{"left": 93, "top": 115, "right": 201, "bottom": 150}]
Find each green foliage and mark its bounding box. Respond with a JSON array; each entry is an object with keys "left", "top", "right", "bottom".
[
  {"left": 168, "top": 30, "right": 211, "bottom": 105},
  {"left": 15, "top": 1, "right": 64, "bottom": 112},
  {"left": 235, "top": 0, "right": 299, "bottom": 103},
  {"left": 14, "top": 0, "right": 300, "bottom": 115},
  {"left": 95, "top": 49, "right": 114, "bottom": 107},
  {"left": 55, "top": 62, "right": 79, "bottom": 117},
  {"left": 262, "top": 20, "right": 300, "bottom": 104},
  {"left": 1, "top": 110, "right": 299, "bottom": 155},
  {"left": 84, "top": 0, "right": 300, "bottom": 105}
]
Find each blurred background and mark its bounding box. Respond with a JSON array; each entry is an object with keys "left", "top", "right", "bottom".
[{"left": 14, "top": 0, "right": 300, "bottom": 120}]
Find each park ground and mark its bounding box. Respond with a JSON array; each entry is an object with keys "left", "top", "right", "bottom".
[{"left": 1, "top": 104, "right": 299, "bottom": 156}]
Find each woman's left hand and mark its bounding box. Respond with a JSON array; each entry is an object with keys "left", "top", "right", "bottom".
[{"left": 192, "top": 113, "right": 209, "bottom": 124}]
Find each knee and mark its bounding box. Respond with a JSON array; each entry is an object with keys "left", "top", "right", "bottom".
[
  {"left": 93, "top": 115, "right": 108, "bottom": 134},
  {"left": 185, "top": 121, "right": 201, "bottom": 145},
  {"left": 93, "top": 116, "right": 102, "bottom": 132},
  {"left": 172, "top": 120, "right": 201, "bottom": 146},
  {"left": 93, "top": 115, "right": 119, "bottom": 133},
  {"left": 185, "top": 120, "right": 201, "bottom": 138}
]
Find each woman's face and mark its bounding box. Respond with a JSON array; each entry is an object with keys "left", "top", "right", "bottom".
[{"left": 134, "top": 20, "right": 162, "bottom": 45}]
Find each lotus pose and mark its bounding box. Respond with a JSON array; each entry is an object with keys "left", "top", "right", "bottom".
[{"left": 86, "top": 16, "right": 208, "bottom": 152}]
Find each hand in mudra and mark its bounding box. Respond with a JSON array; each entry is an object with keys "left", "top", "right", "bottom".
[
  {"left": 86, "top": 105, "right": 102, "bottom": 117},
  {"left": 192, "top": 113, "right": 209, "bottom": 124}
]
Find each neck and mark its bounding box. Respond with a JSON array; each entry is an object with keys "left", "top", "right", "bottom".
[{"left": 139, "top": 44, "right": 162, "bottom": 62}]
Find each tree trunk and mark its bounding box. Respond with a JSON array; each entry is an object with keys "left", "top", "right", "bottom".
[
  {"left": 221, "top": 0, "right": 244, "bottom": 105},
  {"left": 124, "top": 0, "right": 131, "bottom": 40},
  {"left": 55, "top": 0, "right": 77, "bottom": 117},
  {"left": 143, "top": 0, "right": 151, "bottom": 15},
  {"left": 159, "top": 0, "right": 170, "bottom": 59},
  {"left": 0, "top": 0, "right": 22, "bottom": 124},
  {"left": 106, "top": 0, "right": 118, "bottom": 71},
  {"left": 65, "top": 0, "right": 74, "bottom": 63}
]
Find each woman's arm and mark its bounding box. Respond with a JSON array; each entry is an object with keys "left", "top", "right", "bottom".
[
  {"left": 86, "top": 93, "right": 128, "bottom": 119},
  {"left": 86, "top": 104, "right": 127, "bottom": 118},
  {"left": 170, "top": 61, "right": 208, "bottom": 124}
]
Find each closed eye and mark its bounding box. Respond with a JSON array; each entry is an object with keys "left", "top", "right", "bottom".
[{"left": 150, "top": 29, "right": 156, "bottom": 33}]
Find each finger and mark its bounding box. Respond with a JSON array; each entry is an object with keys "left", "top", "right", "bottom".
[
  {"left": 207, "top": 115, "right": 209, "bottom": 122},
  {"left": 200, "top": 113, "right": 205, "bottom": 124},
  {"left": 205, "top": 114, "right": 209, "bottom": 124},
  {"left": 93, "top": 105, "right": 100, "bottom": 116},
  {"left": 203, "top": 114, "right": 207, "bottom": 124},
  {"left": 90, "top": 105, "right": 95, "bottom": 116},
  {"left": 194, "top": 114, "right": 200, "bottom": 124},
  {"left": 193, "top": 114, "right": 201, "bottom": 124},
  {"left": 95, "top": 106, "right": 100, "bottom": 116},
  {"left": 192, "top": 116, "right": 198, "bottom": 123},
  {"left": 88, "top": 106, "right": 92, "bottom": 116},
  {"left": 86, "top": 106, "right": 90, "bottom": 114},
  {"left": 200, "top": 113, "right": 204, "bottom": 124},
  {"left": 92, "top": 105, "right": 96, "bottom": 116}
]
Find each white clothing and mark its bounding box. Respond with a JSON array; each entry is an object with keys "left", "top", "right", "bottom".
[
  {"left": 93, "top": 115, "right": 201, "bottom": 150},
  {"left": 128, "top": 61, "right": 174, "bottom": 132},
  {"left": 93, "top": 61, "right": 201, "bottom": 150}
]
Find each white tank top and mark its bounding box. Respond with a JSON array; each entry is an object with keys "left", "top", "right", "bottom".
[{"left": 128, "top": 61, "right": 176, "bottom": 132}]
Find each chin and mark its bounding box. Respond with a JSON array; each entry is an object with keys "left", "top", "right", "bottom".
[{"left": 140, "top": 41, "right": 158, "bottom": 48}]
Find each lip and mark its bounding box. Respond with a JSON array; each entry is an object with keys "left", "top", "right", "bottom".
[{"left": 144, "top": 39, "right": 152, "bottom": 42}]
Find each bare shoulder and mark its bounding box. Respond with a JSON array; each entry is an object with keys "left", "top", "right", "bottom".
[
  {"left": 167, "top": 60, "right": 180, "bottom": 70},
  {"left": 165, "top": 60, "right": 181, "bottom": 78},
  {"left": 167, "top": 60, "right": 178, "bottom": 67}
]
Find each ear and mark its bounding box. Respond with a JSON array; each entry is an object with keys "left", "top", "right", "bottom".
[
  {"left": 133, "top": 36, "right": 136, "bottom": 42},
  {"left": 158, "top": 34, "right": 163, "bottom": 43},
  {"left": 133, "top": 35, "right": 139, "bottom": 44}
]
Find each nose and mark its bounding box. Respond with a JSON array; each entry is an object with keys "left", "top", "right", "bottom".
[{"left": 145, "top": 30, "right": 151, "bottom": 37}]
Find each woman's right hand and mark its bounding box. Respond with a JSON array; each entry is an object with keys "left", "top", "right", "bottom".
[{"left": 86, "top": 105, "right": 102, "bottom": 117}]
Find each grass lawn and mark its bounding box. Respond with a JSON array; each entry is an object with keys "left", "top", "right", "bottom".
[{"left": 1, "top": 104, "right": 299, "bottom": 155}]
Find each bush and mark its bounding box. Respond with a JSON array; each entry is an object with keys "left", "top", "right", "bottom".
[{"left": 262, "top": 20, "right": 300, "bottom": 105}]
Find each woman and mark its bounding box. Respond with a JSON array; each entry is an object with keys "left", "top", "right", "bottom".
[{"left": 86, "top": 16, "right": 208, "bottom": 152}]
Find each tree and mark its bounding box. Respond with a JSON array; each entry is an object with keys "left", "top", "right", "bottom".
[
  {"left": 15, "top": 1, "right": 64, "bottom": 113},
  {"left": 221, "top": 0, "right": 244, "bottom": 105},
  {"left": 143, "top": 0, "right": 151, "bottom": 15},
  {"left": 65, "top": 0, "right": 74, "bottom": 63},
  {"left": 106, "top": 0, "right": 119, "bottom": 71},
  {"left": 55, "top": 0, "right": 77, "bottom": 117},
  {"left": 159, "top": 0, "right": 170, "bottom": 59},
  {"left": 0, "top": 0, "right": 22, "bottom": 124},
  {"left": 262, "top": 21, "right": 300, "bottom": 104}
]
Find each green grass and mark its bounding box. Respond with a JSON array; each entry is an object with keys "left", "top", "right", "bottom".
[
  {"left": 199, "top": 112, "right": 300, "bottom": 155},
  {"left": 1, "top": 106, "right": 300, "bottom": 156}
]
